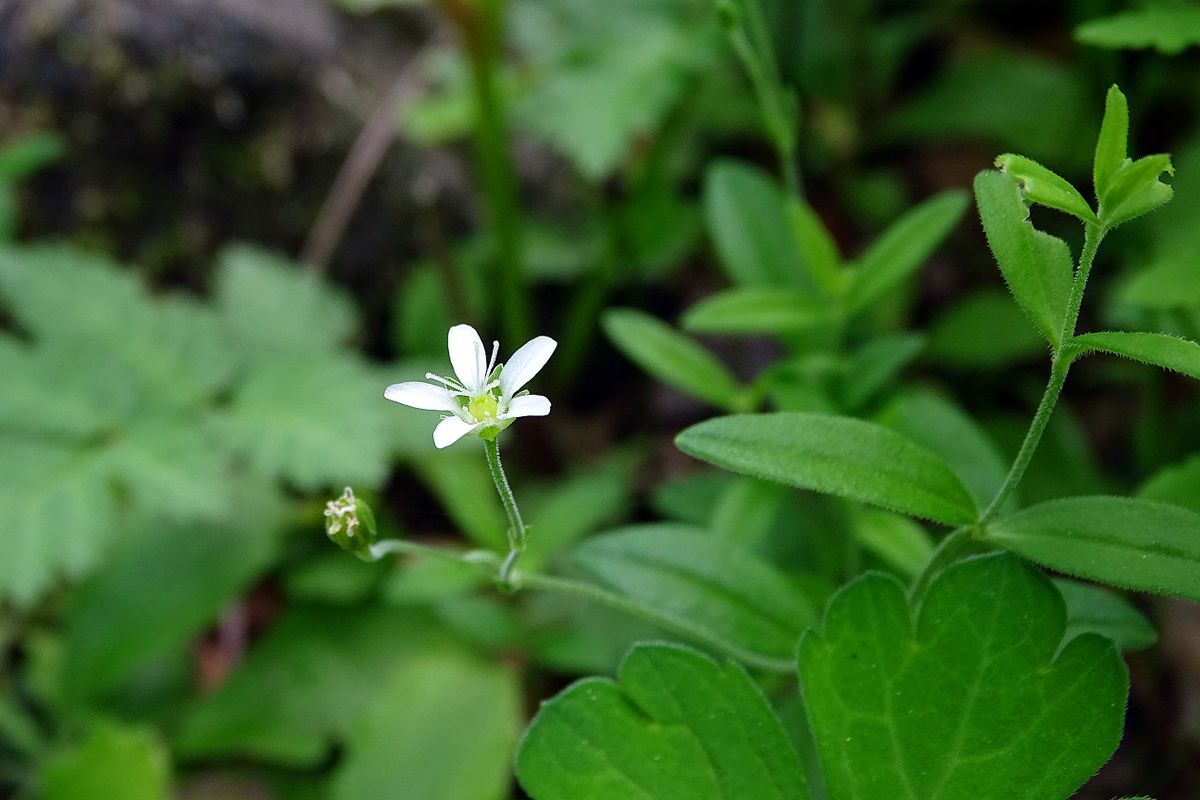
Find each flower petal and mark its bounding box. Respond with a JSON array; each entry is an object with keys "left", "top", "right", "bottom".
[
  {"left": 433, "top": 416, "right": 481, "bottom": 449},
  {"left": 504, "top": 394, "right": 551, "bottom": 419},
  {"left": 448, "top": 324, "right": 488, "bottom": 393},
  {"left": 499, "top": 335, "right": 557, "bottom": 398},
  {"left": 384, "top": 381, "right": 459, "bottom": 412}
]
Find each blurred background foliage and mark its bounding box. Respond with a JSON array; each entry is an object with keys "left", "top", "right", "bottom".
[{"left": 1, "top": 0, "right": 1200, "bottom": 797}]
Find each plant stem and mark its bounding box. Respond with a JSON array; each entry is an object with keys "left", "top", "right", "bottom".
[
  {"left": 369, "top": 538, "right": 492, "bottom": 568},
  {"left": 516, "top": 571, "right": 794, "bottom": 673},
  {"left": 980, "top": 224, "right": 1105, "bottom": 523},
  {"left": 484, "top": 437, "right": 526, "bottom": 585}
]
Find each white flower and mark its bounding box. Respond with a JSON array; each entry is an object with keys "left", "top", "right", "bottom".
[{"left": 384, "top": 324, "right": 556, "bottom": 448}]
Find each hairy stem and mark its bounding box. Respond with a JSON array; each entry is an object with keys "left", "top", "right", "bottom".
[
  {"left": 484, "top": 437, "right": 526, "bottom": 586},
  {"left": 980, "top": 224, "right": 1105, "bottom": 523}
]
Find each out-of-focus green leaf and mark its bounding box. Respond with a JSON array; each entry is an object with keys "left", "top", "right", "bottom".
[
  {"left": 1076, "top": 8, "right": 1200, "bottom": 54},
  {"left": 1055, "top": 579, "right": 1157, "bottom": 652},
  {"left": 331, "top": 647, "right": 520, "bottom": 800},
  {"left": 517, "top": 643, "right": 809, "bottom": 800},
  {"left": 677, "top": 413, "right": 978, "bottom": 525},
  {"left": 847, "top": 190, "right": 967, "bottom": 313},
  {"left": 1121, "top": 257, "right": 1200, "bottom": 310},
  {"left": 417, "top": 447, "right": 506, "bottom": 551},
  {"left": 1067, "top": 331, "right": 1200, "bottom": 380},
  {"left": 838, "top": 334, "right": 925, "bottom": 411},
  {"left": 572, "top": 524, "right": 816, "bottom": 664},
  {"left": 215, "top": 244, "right": 357, "bottom": 360},
  {"left": 703, "top": 160, "right": 811, "bottom": 289},
  {"left": 986, "top": 496, "right": 1200, "bottom": 602},
  {"left": 995, "top": 154, "right": 1097, "bottom": 224},
  {"left": 650, "top": 471, "right": 732, "bottom": 526},
  {"left": 221, "top": 355, "right": 392, "bottom": 491},
  {"left": 710, "top": 476, "right": 790, "bottom": 547},
  {"left": 682, "top": 288, "right": 826, "bottom": 335},
  {"left": 974, "top": 170, "right": 1073, "bottom": 346},
  {"left": 798, "top": 553, "right": 1127, "bottom": 800},
  {"left": 848, "top": 508, "right": 933, "bottom": 578},
  {"left": 42, "top": 720, "right": 170, "bottom": 800},
  {"left": 1139, "top": 454, "right": 1200, "bottom": 515},
  {"left": 926, "top": 289, "right": 1048, "bottom": 368},
  {"left": 62, "top": 501, "right": 283, "bottom": 701},
  {"left": 0, "top": 132, "right": 65, "bottom": 181},
  {"left": 603, "top": 308, "right": 744, "bottom": 410}
]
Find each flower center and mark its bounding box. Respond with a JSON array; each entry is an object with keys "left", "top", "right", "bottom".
[{"left": 467, "top": 393, "right": 500, "bottom": 422}]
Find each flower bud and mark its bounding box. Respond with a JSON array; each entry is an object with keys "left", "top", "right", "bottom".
[{"left": 324, "top": 487, "right": 378, "bottom": 560}]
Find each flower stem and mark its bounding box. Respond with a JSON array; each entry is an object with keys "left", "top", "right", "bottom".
[
  {"left": 980, "top": 223, "right": 1105, "bottom": 523},
  {"left": 484, "top": 437, "right": 526, "bottom": 586},
  {"left": 515, "top": 571, "right": 794, "bottom": 673}
]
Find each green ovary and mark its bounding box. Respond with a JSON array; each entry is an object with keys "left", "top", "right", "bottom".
[{"left": 467, "top": 393, "right": 501, "bottom": 422}]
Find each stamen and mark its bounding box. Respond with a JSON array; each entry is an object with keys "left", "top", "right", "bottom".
[
  {"left": 425, "top": 373, "right": 468, "bottom": 393},
  {"left": 487, "top": 341, "right": 500, "bottom": 379}
]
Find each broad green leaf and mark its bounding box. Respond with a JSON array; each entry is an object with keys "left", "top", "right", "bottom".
[
  {"left": 847, "top": 190, "right": 967, "bottom": 313},
  {"left": 1093, "top": 85, "right": 1129, "bottom": 201},
  {"left": 1100, "top": 153, "right": 1174, "bottom": 229},
  {"left": 682, "top": 288, "right": 826, "bottom": 335},
  {"left": 571, "top": 524, "right": 816, "bottom": 664},
  {"left": 703, "top": 161, "right": 810, "bottom": 289},
  {"left": 926, "top": 289, "right": 1048, "bottom": 368},
  {"left": 1054, "top": 579, "right": 1157, "bottom": 652},
  {"left": 1076, "top": 8, "right": 1200, "bottom": 54},
  {"left": 1139, "top": 454, "right": 1200, "bottom": 515},
  {"left": 848, "top": 508, "right": 934, "bottom": 578},
  {"left": 215, "top": 243, "right": 357, "bottom": 360},
  {"left": 974, "top": 170, "right": 1073, "bottom": 346},
  {"left": 62, "top": 507, "right": 282, "bottom": 701},
  {"left": 331, "top": 648, "right": 520, "bottom": 800},
  {"left": 838, "top": 334, "right": 925, "bottom": 411},
  {"left": 221, "top": 355, "right": 392, "bottom": 491},
  {"left": 42, "top": 720, "right": 170, "bottom": 800},
  {"left": 517, "top": 643, "right": 809, "bottom": 800},
  {"left": 878, "top": 389, "right": 1012, "bottom": 513},
  {"left": 676, "top": 413, "right": 978, "bottom": 525},
  {"left": 995, "top": 154, "right": 1097, "bottom": 224},
  {"left": 1067, "top": 331, "right": 1200, "bottom": 380},
  {"left": 985, "top": 496, "right": 1200, "bottom": 602},
  {"left": 0, "top": 439, "right": 117, "bottom": 605},
  {"left": 798, "top": 553, "right": 1127, "bottom": 800},
  {"left": 177, "top": 607, "right": 443, "bottom": 764},
  {"left": 603, "top": 308, "right": 744, "bottom": 410}
]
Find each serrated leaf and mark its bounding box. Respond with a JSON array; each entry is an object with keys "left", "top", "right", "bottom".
[
  {"left": 974, "top": 170, "right": 1073, "bottom": 346},
  {"left": 1076, "top": 8, "right": 1200, "bottom": 54},
  {"left": 331, "top": 648, "right": 520, "bottom": 800},
  {"left": 926, "top": 289, "right": 1048, "bottom": 368},
  {"left": 1054, "top": 579, "right": 1157, "bottom": 652},
  {"left": 221, "top": 355, "right": 392, "bottom": 491},
  {"left": 798, "top": 553, "right": 1127, "bottom": 800},
  {"left": 603, "top": 308, "right": 744, "bottom": 410},
  {"left": 516, "top": 643, "right": 809, "bottom": 800},
  {"left": 847, "top": 190, "right": 967, "bottom": 313},
  {"left": 0, "top": 439, "right": 118, "bottom": 605},
  {"left": 985, "top": 496, "right": 1200, "bottom": 602},
  {"left": 572, "top": 524, "right": 816, "bottom": 665},
  {"left": 995, "top": 153, "right": 1097, "bottom": 224},
  {"left": 676, "top": 413, "right": 978, "bottom": 525},
  {"left": 42, "top": 720, "right": 170, "bottom": 800},
  {"left": 1093, "top": 85, "right": 1129, "bottom": 201},
  {"left": 703, "top": 161, "right": 812, "bottom": 289},
  {"left": 681, "top": 288, "right": 826, "bottom": 335},
  {"left": 215, "top": 243, "right": 357, "bottom": 360},
  {"left": 1067, "top": 331, "right": 1200, "bottom": 380}
]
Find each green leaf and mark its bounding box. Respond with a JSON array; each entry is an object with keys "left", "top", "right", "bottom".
[
  {"left": 1054, "top": 579, "right": 1157, "bottom": 652},
  {"left": 571, "top": 524, "right": 816, "bottom": 664},
  {"left": 682, "top": 288, "right": 826, "bottom": 335},
  {"left": 848, "top": 508, "right": 934, "bottom": 578},
  {"left": 995, "top": 154, "right": 1097, "bottom": 224},
  {"left": 1067, "top": 331, "right": 1200, "bottom": 380},
  {"left": 42, "top": 720, "right": 170, "bottom": 800},
  {"left": 650, "top": 471, "right": 732, "bottom": 526},
  {"left": 847, "top": 190, "right": 967, "bottom": 313},
  {"left": 221, "top": 355, "right": 392, "bottom": 491},
  {"left": 838, "top": 334, "right": 925, "bottom": 411},
  {"left": 798, "top": 553, "right": 1127, "bottom": 800},
  {"left": 1139, "top": 454, "right": 1200, "bottom": 515},
  {"left": 790, "top": 199, "right": 843, "bottom": 295},
  {"left": 1076, "top": 8, "right": 1200, "bottom": 54},
  {"left": 676, "top": 413, "right": 978, "bottom": 525},
  {"left": 985, "top": 496, "right": 1200, "bottom": 602},
  {"left": 215, "top": 243, "right": 357, "bottom": 360},
  {"left": 974, "top": 170, "right": 1073, "bottom": 346},
  {"left": 926, "top": 289, "right": 1048, "bottom": 368},
  {"left": 417, "top": 447, "right": 507, "bottom": 550},
  {"left": 603, "top": 308, "right": 744, "bottom": 410},
  {"left": 516, "top": 643, "right": 809, "bottom": 800},
  {"left": 703, "top": 161, "right": 811, "bottom": 289},
  {"left": 1100, "top": 153, "right": 1174, "bottom": 229},
  {"left": 1093, "top": 85, "right": 1129, "bottom": 201},
  {"left": 61, "top": 507, "right": 281, "bottom": 701},
  {"left": 0, "top": 439, "right": 117, "bottom": 605},
  {"left": 0, "top": 131, "right": 65, "bottom": 182},
  {"left": 331, "top": 648, "right": 520, "bottom": 800}
]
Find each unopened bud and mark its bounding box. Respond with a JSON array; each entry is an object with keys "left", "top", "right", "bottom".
[{"left": 324, "top": 487, "right": 378, "bottom": 560}]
